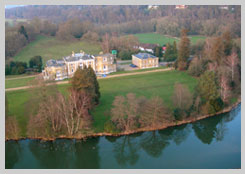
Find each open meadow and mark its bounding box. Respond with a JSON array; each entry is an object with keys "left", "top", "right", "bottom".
[
  {"left": 6, "top": 70, "right": 197, "bottom": 136},
  {"left": 13, "top": 35, "right": 102, "bottom": 63},
  {"left": 134, "top": 33, "right": 206, "bottom": 45}
]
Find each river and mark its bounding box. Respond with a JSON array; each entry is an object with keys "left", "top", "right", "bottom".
[{"left": 5, "top": 104, "right": 241, "bottom": 169}]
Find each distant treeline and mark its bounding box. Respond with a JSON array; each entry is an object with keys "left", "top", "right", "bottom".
[
  {"left": 5, "top": 5, "right": 241, "bottom": 62},
  {"left": 6, "top": 5, "right": 241, "bottom": 37}
]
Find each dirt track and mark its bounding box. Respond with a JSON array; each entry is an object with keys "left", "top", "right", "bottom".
[{"left": 5, "top": 68, "right": 173, "bottom": 92}]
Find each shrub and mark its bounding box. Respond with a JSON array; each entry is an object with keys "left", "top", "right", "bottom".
[
  {"left": 104, "top": 120, "right": 118, "bottom": 133},
  {"left": 210, "top": 97, "right": 224, "bottom": 112},
  {"left": 173, "top": 108, "right": 182, "bottom": 121}
]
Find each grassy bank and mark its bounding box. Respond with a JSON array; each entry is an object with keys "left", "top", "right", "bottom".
[
  {"left": 134, "top": 33, "right": 206, "bottom": 45},
  {"left": 13, "top": 35, "right": 102, "bottom": 63},
  {"left": 6, "top": 70, "right": 197, "bottom": 136}
]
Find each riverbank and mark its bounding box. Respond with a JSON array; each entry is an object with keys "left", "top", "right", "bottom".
[{"left": 6, "top": 98, "right": 241, "bottom": 141}]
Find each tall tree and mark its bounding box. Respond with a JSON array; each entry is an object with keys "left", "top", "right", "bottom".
[
  {"left": 222, "top": 30, "right": 233, "bottom": 56},
  {"left": 71, "top": 66, "right": 100, "bottom": 106},
  {"left": 177, "top": 29, "right": 190, "bottom": 70},
  {"left": 197, "top": 71, "right": 220, "bottom": 102},
  {"left": 210, "top": 37, "right": 225, "bottom": 66},
  {"left": 164, "top": 42, "right": 178, "bottom": 62},
  {"left": 224, "top": 49, "right": 239, "bottom": 82},
  {"left": 87, "top": 66, "right": 100, "bottom": 105},
  {"left": 29, "top": 56, "right": 43, "bottom": 72},
  {"left": 111, "top": 93, "right": 140, "bottom": 132},
  {"left": 140, "top": 96, "right": 170, "bottom": 128},
  {"left": 172, "top": 83, "right": 193, "bottom": 111},
  {"left": 18, "top": 25, "right": 29, "bottom": 41}
]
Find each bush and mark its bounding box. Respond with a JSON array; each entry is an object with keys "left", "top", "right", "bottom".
[
  {"left": 173, "top": 108, "right": 182, "bottom": 121},
  {"left": 5, "top": 61, "right": 27, "bottom": 75},
  {"left": 209, "top": 98, "right": 224, "bottom": 112},
  {"left": 104, "top": 120, "right": 118, "bottom": 133}
]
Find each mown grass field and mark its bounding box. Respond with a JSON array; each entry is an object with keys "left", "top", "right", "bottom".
[
  {"left": 134, "top": 33, "right": 206, "bottom": 45},
  {"left": 134, "top": 33, "right": 179, "bottom": 45},
  {"left": 5, "top": 67, "right": 168, "bottom": 89},
  {"left": 6, "top": 70, "right": 197, "bottom": 136},
  {"left": 13, "top": 35, "right": 102, "bottom": 63},
  {"left": 5, "top": 76, "right": 35, "bottom": 89}
]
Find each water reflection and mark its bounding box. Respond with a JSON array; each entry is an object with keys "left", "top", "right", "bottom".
[
  {"left": 5, "top": 104, "right": 240, "bottom": 169},
  {"left": 28, "top": 138, "right": 100, "bottom": 169},
  {"left": 5, "top": 141, "right": 21, "bottom": 169},
  {"left": 192, "top": 107, "right": 238, "bottom": 144},
  {"left": 140, "top": 130, "right": 170, "bottom": 158},
  {"left": 113, "top": 135, "right": 140, "bottom": 166}
]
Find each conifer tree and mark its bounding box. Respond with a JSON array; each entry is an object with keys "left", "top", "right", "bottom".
[
  {"left": 70, "top": 65, "right": 100, "bottom": 106},
  {"left": 87, "top": 66, "right": 100, "bottom": 105},
  {"left": 177, "top": 29, "right": 190, "bottom": 70}
]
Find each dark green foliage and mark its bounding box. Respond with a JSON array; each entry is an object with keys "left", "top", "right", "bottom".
[
  {"left": 87, "top": 66, "right": 100, "bottom": 105},
  {"left": 197, "top": 71, "right": 220, "bottom": 102},
  {"left": 29, "top": 56, "right": 43, "bottom": 72},
  {"left": 18, "top": 25, "right": 29, "bottom": 41},
  {"left": 71, "top": 66, "right": 100, "bottom": 105},
  {"left": 173, "top": 108, "right": 182, "bottom": 121},
  {"left": 154, "top": 46, "right": 163, "bottom": 58},
  {"left": 118, "top": 50, "right": 138, "bottom": 60},
  {"left": 164, "top": 41, "right": 178, "bottom": 62},
  {"left": 104, "top": 120, "right": 118, "bottom": 133},
  {"left": 5, "top": 61, "right": 27, "bottom": 75},
  {"left": 195, "top": 71, "right": 225, "bottom": 114},
  {"left": 209, "top": 98, "right": 224, "bottom": 112}
]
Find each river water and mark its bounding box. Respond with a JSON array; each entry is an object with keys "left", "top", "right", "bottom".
[{"left": 6, "top": 104, "right": 241, "bottom": 169}]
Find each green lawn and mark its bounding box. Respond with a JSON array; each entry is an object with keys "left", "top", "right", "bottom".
[
  {"left": 188, "top": 35, "right": 206, "bottom": 44},
  {"left": 13, "top": 35, "right": 102, "bottom": 63},
  {"left": 6, "top": 70, "right": 197, "bottom": 136},
  {"left": 5, "top": 76, "right": 35, "bottom": 89},
  {"left": 5, "top": 67, "right": 167, "bottom": 89},
  {"left": 134, "top": 33, "right": 206, "bottom": 46},
  {"left": 134, "top": 33, "right": 179, "bottom": 45}
]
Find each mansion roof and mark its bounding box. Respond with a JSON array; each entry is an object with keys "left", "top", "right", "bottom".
[
  {"left": 46, "top": 59, "right": 65, "bottom": 67},
  {"left": 133, "top": 53, "right": 157, "bottom": 59},
  {"left": 64, "top": 53, "right": 94, "bottom": 62}
]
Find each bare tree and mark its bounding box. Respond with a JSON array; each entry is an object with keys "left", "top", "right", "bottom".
[
  {"left": 56, "top": 90, "right": 92, "bottom": 136},
  {"left": 140, "top": 96, "right": 170, "bottom": 128},
  {"left": 111, "top": 95, "right": 127, "bottom": 131},
  {"left": 27, "top": 113, "right": 49, "bottom": 138},
  {"left": 172, "top": 83, "right": 193, "bottom": 111},
  {"left": 220, "top": 74, "right": 230, "bottom": 103},
  {"left": 37, "top": 95, "right": 63, "bottom": 133},
  {"left": 224, "top": 50, "right": 239, "bottom": 81},
  {"left": 101, "top": 33, "right": 110, "bottom": 53},
  {"left": 111, "top": 93, "right": 141, "bottom": 132}
]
